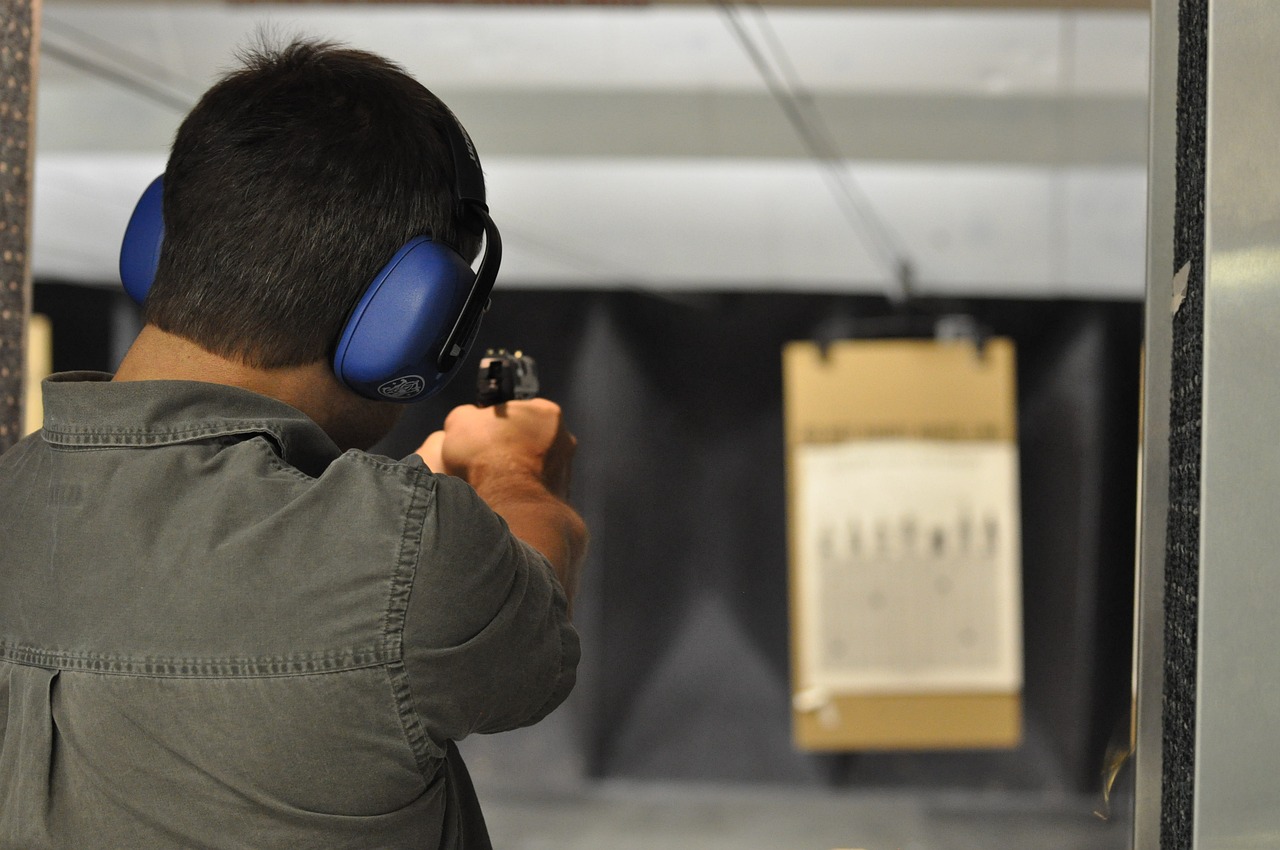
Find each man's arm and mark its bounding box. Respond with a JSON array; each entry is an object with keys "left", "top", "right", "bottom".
[{"left": 416, "top": 399, "right": 586, "bottom": 609}]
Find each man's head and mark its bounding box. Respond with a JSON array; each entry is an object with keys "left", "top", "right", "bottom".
[{"left": 143, "top": 38, "right": 482, "bottom": 371}]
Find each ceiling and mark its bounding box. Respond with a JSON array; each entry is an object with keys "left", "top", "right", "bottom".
[{"left": 31, "top": 2, "right": 1150, "bottom": 298}]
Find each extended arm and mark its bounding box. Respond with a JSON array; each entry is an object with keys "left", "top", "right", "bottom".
[{"left": 416, "top": 399, "right": 586, "bottom": 609}]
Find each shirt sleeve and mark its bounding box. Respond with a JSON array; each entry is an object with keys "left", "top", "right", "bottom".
[{"left": 400, "top": 471, "right": 580, "bottom": 747}]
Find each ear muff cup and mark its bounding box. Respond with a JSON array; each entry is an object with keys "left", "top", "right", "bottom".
[
  {"left": 332, "top": 237, "right": 477, "bottom": 401},
  {"left": 119, "top": 176, "right": 166, "bottom": 304}
]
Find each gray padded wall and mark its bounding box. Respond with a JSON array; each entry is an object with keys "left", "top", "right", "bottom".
[
  {"left": 0, "top": 0, "right": 37, "bottom": 455},
  {"left": 1161, "top": 0, "right": 1206, "bottom": 847}
]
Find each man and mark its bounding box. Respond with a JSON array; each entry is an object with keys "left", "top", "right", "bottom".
[{"left": 0, "top": 39, "right": 586, "bottom": 848}]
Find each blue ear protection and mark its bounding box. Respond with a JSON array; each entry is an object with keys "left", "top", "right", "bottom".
[
  {"left": 118, "top": 114, "right": 502, "bottom": 403},
  {"left": 119, "top": 175, "right": 167, "bottom": 306}
]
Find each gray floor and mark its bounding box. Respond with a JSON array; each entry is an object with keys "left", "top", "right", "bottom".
[{"left": 478, "top": 781, "right": 1130, "bottom": 850}]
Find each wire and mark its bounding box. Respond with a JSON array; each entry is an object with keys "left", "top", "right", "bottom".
[
  {"left": 718, "top": 2, "right": 915, "bottom": 302},
  {"left": 40, "top": 38, "right": 194, "bottom": 114},
  {"left": 41, "top": 15, "right": 204, "bottom": 98},
  {"left": 500, "top": 218, "right": 637, "bottom": 281}
]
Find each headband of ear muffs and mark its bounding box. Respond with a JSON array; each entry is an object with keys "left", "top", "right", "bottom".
[{"left": 118, "top": 113, "right": 501, "bottom": 403}]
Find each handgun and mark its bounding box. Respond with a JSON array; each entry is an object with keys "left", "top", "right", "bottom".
[{"left": 476, "top": 349, "right": 539, "bottom": 407}]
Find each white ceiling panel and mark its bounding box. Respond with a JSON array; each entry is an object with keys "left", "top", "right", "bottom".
[
  {"left": 30, "top": 154, "right": 163, "bottom": 282},
  {"left": 40, "top": 4, "right": 1147, "bottom": 94},
  {"left": 464, "top": 160, "right": 1146, "bottom": 296},
  {"left": 33, "top": 1, "right": 1151, "bottom": 299},
  {"left": 34, "top": 153, "right": 1144, "bottom": 297}
]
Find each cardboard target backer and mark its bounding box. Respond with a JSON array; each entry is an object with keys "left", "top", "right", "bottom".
[{"left": 784, "top": 338, "right": 1022, "bottom": 750}]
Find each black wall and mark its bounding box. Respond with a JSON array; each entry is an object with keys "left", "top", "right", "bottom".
[
  {"left": 32, "top": 283, "right": 124, "bottom": 374},
  {"left": 380, "top": 291, "right": 1143, "bottom": 796}
]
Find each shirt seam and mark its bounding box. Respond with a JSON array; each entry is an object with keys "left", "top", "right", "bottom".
[
  {"left": 382, "top": 465, "right": 442, "bottom": 770},
  {"left": 0, "top": 641, "right": 388, "bottom": 678},
  {"left": 247, "top": 436, "right": 316, "bottom": 482},
  {"left": 41, "top": 422, "right": 289, "bottom": 452}
]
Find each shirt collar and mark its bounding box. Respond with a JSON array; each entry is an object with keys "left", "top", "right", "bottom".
[{"left": 41, "top": 372, "right": 342, "bottom": 473}]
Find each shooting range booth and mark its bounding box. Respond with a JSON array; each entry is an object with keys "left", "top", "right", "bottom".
[{"left": 5, "top": 0, "right": 1280, "bottom": 847}]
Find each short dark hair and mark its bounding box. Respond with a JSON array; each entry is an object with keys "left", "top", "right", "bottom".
[{"left": 144, "top": 38, "right": 481, "bottom": 368}]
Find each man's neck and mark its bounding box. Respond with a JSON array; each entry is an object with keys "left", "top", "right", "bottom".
[
  {"left": 114, "top": 325, "right": 402, "bottom": 451},
  {"left": 116, "top": 324, "right": 326, "bottom": 396},
  {"left": 115, "top": 325, "right": 338, "bottom": 430}
]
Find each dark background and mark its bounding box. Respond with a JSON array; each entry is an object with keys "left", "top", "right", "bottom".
[{"left": 36, "top": 282, "right": 1142, "bottom": 796}]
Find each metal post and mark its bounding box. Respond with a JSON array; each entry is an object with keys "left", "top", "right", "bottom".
[
  {"left": 1140, "top": 1, "right": 1280, "bottom": 847},
  {"left": 0, "top": 0, "right": 38, "bottom": 454},
  {"left": 1133, "top": 0, "right": 1178, "bottom": 847},
  {"left": 1186, "top": 1, "right": 1280, "bottom": 844}
]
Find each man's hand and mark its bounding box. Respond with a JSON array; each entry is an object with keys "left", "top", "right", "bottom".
[
  {"left": 419, "top": 399, "right": 575, "bottom": 500},
  {"left": 415, "top": 400, "right": 586, "bottom": 608},
  {"left": 416, "top": 430, "right": 447, "bottom": 476}
]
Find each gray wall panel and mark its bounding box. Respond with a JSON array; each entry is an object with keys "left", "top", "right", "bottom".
[{"left": 1193, "top": 2, "right": 1280, "bottom": 846}]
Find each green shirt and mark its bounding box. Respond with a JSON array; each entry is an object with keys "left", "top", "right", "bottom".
[{"left": 0, "top": 373, "right": 578, "bottom": 849}]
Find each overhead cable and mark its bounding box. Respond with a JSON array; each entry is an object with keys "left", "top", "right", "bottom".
[
  {"left": 718, "top": 2, "right": 915, "bottom": 302},
  {"left": 42, "top": 15, "right": 204, "bottom": 100},
  {"left": 40, "top": 38, "right": 194, "bottom": 114}
]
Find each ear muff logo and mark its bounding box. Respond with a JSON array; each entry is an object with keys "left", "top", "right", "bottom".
[{"left": 377, "top": 375, "right": 426, "bottom": 400}]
